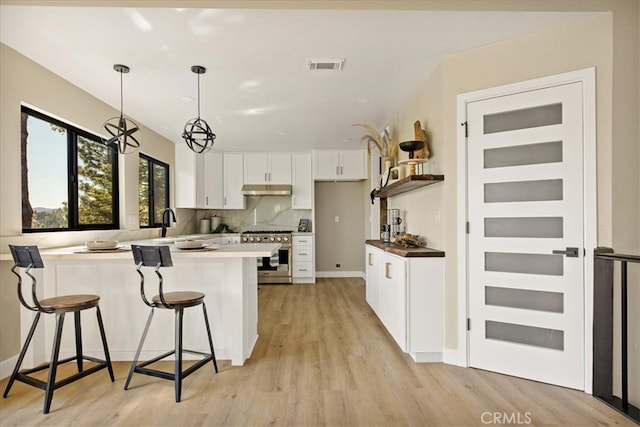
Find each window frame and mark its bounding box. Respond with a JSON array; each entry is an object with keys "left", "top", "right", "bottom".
[
  {"left": 21, "top": 105, "right": 120, "bottom": 233},
  {"left": 138, "top": 153, "right": 170, "bottom": 228}
]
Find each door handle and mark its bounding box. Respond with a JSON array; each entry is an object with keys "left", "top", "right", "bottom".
[
  {"left": 385, "top": 262, "right": 391, "bottom": 279},
  {"left": 552, "top": 247, "right": 579, "bottom": 257}
]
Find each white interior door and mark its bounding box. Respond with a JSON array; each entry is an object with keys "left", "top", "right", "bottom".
[{"left": 467, "top": 82, "right": 585, "bottom": 389}]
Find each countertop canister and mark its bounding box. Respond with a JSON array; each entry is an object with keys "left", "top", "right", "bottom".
[{"left": 199, "top": 218, "right": 211, "bottom": 234}]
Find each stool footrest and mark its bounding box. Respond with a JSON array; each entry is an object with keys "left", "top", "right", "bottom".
[
  {"left": 13, "top": 357, "right": 111, "bottom": 391},
  {"left": 133, "top": 349, "right": 214, "bottom": 382}
]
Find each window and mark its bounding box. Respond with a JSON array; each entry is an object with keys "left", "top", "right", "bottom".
[
  {"left": 139, "top": 154, "right": 169, "bottom": 227},
  {"left": 21, "top": 106, "right": 119, "bottom": 232}
]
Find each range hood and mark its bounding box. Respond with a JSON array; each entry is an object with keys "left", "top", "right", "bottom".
[{"left": 241, "top": 184, "right": 292, "bottom": 196}]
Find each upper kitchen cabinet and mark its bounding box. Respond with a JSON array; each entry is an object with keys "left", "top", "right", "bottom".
[
  {"left": 203, "top": 152, "right": 224, "bottom": 209},
  {"left": 175, "top": 144, "right": 224, "bottom": 209},
  {"left": 291, "top": 153, "right": 313, "bottom": 210},
  {"left": 223, "top": 153, "right": 245, "bottom": 209},
  {"left": 175, "top": 143, "right": 201, "bottom": 208},
  {"left": 312, "top": 149, "right": 367, "bottom": 181},
  {"left": 243, "top": 152, "right": 292, "bottom": 185}
]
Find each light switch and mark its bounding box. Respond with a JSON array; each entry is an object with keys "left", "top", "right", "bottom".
[
  {"left": 434, "top": 211, "right": 441, "bottom": 224},
  {"left": 334, "top": 216, "right": 339, "bottom": 223}
]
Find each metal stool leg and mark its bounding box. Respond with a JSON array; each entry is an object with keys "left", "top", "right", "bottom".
[
  {"left": 202, "top": 303, "right": 218, "bottom": 373},
  {"left": 43, "top": 312, "right": 65, "bottom": 414},
  {"left": 3, "top": 312, "right": 41, "bottom": 398},
  {"left": 174, "top": 308, "right": 184, "bottom": 402},
  {"left": 74, "top": 311, "right": 83, "bottom": 373},
  {"left": 95, "top": 306, "right": 114, "bottom": 382},
  {"left": 125, "top": 308, "right": 155, "bottom": 390}
]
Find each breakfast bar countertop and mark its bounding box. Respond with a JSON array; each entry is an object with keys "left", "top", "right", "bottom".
[
  {"left": 0, "top": 241, "right": 279, "bottom": 261},
  {"left": 365, "top": 240, "right": 445, "bottom": 258}
]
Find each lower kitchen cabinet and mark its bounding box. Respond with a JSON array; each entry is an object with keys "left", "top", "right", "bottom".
[
  {"left": 293, "top": 234, "right": 314, "bottom": 283},
  {"left": 365, "top": 244, "right": 444, "bottom": 362}
]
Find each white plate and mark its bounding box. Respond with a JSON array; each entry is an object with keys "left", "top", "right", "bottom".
[{"left": 86, "top": 240, "right": 118, "bottom": 250}]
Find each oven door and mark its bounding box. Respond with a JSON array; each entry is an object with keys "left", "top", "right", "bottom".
[{"left": 257, "top": 246, "right": 292, "bottom": 283}]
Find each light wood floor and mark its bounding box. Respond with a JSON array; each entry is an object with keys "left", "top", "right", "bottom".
[{"left": 0, "top": 278, "right": 633, "bottom": 426}]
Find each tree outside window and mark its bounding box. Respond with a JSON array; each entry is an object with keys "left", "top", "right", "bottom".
[{"left": 139, "top": 154, "right": 169, "bottom": 227}]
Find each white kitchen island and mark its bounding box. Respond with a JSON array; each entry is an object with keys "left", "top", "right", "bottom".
[{"left": 10, "top": 241, "right": 278, "bottom": 368}]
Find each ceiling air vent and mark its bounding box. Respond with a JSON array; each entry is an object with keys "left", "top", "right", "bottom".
[{"left": 307, "top": 58, "right": 345, "bottom": 71}]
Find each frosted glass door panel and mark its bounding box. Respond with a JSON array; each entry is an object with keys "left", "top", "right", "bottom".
[
  {"left": 484, "top": 217, "right": 563, "bottom": 238},
  {"left": 486, "top": 321, "right": 564, "bottom": 351},
  {"left": 483, "top": 103, "right": 562, "bottom": 134},
  {"left": 485, "top": 286, "right": 564, "bottom": 313},
  {"left": 485, "top": 252, "right": 563, "bottom": 276},
  {"left": 484, "top": 141, "right": 562, "bottom": 168},
  {"left": 484, "top": 179, "right": 563, "bottom": 203}
]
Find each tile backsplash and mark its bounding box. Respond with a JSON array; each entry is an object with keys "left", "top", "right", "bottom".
[{"left": 196, "top": 196, "right": 312, "bottom": 233}]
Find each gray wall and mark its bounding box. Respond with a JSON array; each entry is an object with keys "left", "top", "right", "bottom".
[{"left": 314, "top": 181, "right": 365, "bottom": 274}]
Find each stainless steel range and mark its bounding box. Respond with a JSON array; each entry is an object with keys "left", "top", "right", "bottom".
[{"left": 240, "top": 231, "right": 292, "bottom": 284}]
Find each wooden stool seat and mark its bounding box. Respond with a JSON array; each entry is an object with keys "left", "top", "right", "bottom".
[
  {"left": 4, "top": 245, "right": 114, "bottom": 414},
  {"left": 39, "top": 294, "right": 101, "bottom": 311},
  {"left": 151, "top": 291, "right": 204, "bottom": 307}
]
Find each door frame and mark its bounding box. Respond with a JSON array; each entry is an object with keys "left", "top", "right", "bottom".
[{"left": 454, "top": 68, "right": 597, "bottom": 393}]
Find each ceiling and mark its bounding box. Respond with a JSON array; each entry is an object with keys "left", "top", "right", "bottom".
[{"left": 0, "top": 4, "right": 597, "bottom": 152}]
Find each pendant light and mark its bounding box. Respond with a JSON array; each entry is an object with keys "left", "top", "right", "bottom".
[
  {"left": 182, "top": 65, "right": 216, "bottom": 154},
  {"left": 102, "top": 64, "right": 141, "bottom": 155}
]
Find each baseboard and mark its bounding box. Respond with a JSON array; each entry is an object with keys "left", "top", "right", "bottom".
[
  {"left": 1, "top": 354, "right": 18, "bottom": 380},
  {"left": 443, "top": 348, "right": 468, "bottom": 367},
  {"left": 316, "top": 271, "right": 365, "bottom": 279},
  {"left": 409, "top": 352, "right": 442, "bottom": 363}
]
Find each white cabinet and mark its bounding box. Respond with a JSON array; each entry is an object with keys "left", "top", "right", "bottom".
[
  {"left": 292, "top": 234, "right": 314, "bottom": 283},
  {"left": 175, "top": 145, "right": 223, "bottom": 209},
  {"left": 203, "top": 151, "right": 224, "bottom": 209},
  {"left": 223, "top": 153, "right": 245, "bottom": 209},
  {"left": 365, "top": 245, "right": 383, "bottom": 315},
  {"left": 291, "top": 153, "right": 313, "bottom": 210},
  {"left": 380, "top": 253, "right": 407, "bottom": 351},
  {"left": 312, "top": 149, "right": 367, "bottom": 181},
  {"left": 365, "top": 244, "right": 444, "bottom": 362},
  {"left": 243, "top": 152, "right": 291, "bottom": 184},
  {"left": 175, "top": 143, "right": 201, "bottom": 208}
]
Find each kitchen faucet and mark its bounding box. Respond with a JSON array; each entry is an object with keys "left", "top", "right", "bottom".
[{"left": 161, "top": 208, "right": 176, "bottom": 238}]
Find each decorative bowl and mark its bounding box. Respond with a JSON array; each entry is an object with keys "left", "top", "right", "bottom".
[
  {"left": 399, "top": 140, "right": 424, "bottom": 159},
  {"left": 86, "top": 240, "right": 119, "bottom": 250},
  {"left": 175, "top": 239, "right": 205, "bottom": 250}
]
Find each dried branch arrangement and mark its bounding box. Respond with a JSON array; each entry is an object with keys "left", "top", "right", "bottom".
[{"left": 352, "top": 123, "right": 391, "bottom": 157}]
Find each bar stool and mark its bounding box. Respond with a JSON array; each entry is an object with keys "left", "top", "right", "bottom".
[
  {"left": 124, "top": 245, "right": 217, "bottom": 402},
  {"left": 3, "top": 245, "right": 114, "bottom": 414}
]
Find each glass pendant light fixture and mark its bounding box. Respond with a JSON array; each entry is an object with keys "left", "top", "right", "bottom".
[
  {"left": 102, "top": 64, "right": 141, "bottom": 155},
  {"left": 182, "top": 65, "right": 216, "bottom": 154}
]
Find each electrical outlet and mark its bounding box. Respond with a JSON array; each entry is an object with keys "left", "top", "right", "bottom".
[
  {"left": 434, "top": 210, "right": 441, "bottom": 224},
  {"left": 334, "top": 216, "right": 339, "bottom": 223},
  {"left": 335, "top": 263, "right": 341, "bottom": 268}
]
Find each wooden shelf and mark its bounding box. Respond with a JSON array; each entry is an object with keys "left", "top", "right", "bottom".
[{"left": 374, "top": 174, "right": 444, "bottom": 198}]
